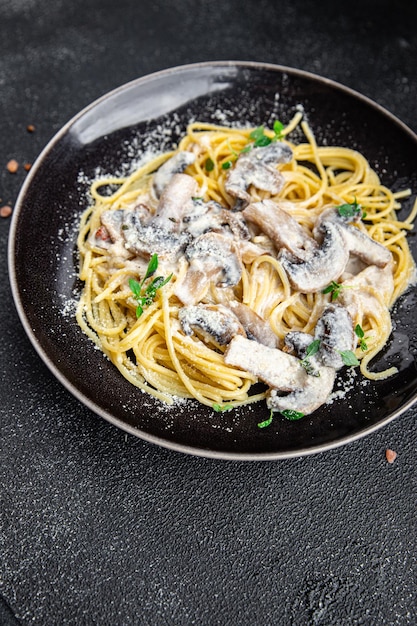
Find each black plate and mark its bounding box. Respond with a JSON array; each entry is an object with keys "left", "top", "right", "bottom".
[{"left": 8, "top": 61, "right": 417, "bottom": 459}]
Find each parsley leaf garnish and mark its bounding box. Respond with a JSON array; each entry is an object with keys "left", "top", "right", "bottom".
[
  {"left": 249, "top": 120, "right": 285, "bottom": 148},
  {"left": 281, "top": 409, "right": 305, "bottom": 421},
  {"left": 205, "top": 157, "right": 215, "bottom": 172},
  {"left": 354, "top": 324, "right": 368, "bottom": 351},
  {"left": 213, "top": 403, "right": 233, "bottom": 413},
  {"left": 322, "top": 280, "right": 343, "bottom": 301},
  {"left": 340, "top": 350, "right": 360, "bottom": 366},
  {"left": 300, "top": 339, "right": 321, "bottom": 376},
  {"left": 273, "top": 120, "right": 284, "bottom": 138},
  {"left": 258, "top": 411, "right": 273, "bottom": 428},
  {"left": 337, "top": 199, "right": 362, "bottom": 219},
  {"left": 250, "top": 125, "right": 271, "bottom": 147},
  {"left": 129, "top": 254, "right": 172, "bottom": 318}
]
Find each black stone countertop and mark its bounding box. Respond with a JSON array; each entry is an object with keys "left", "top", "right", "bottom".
[{"left": 1, "top": 1, "right": 416, "bottom": 624}]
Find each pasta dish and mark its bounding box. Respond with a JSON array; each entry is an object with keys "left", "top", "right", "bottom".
[{"left": 75, "top": 114, "right": 416, "bottom": 422}]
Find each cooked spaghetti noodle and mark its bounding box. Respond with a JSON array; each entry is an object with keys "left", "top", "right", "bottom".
[{"left": 76, "top": 115, "right": 416, "bottom": 412}]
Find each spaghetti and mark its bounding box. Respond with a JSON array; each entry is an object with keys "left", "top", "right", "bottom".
[{"left": 76, "top": 115, "right": 416, "bottom": 414}]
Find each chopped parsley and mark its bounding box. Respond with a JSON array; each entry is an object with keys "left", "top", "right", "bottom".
[
  {"left": 258, "top": 411, "right": 273, "bottom": 428},
  {"left": 354, "top": 323, "right": 368, "bottom": 351},
  {"left": 281, "top": 409, "right": 305, "bottom": 421},
  {"left": 337, "top": 199, "right": 362, "bottom": 219},
  {"left": 258, "top": 408, "right": 305, "bottom": 427},
  {"left": 129, "top": 254, "right": 172, "bottom": 318},
  {"left": 322, "top": 280, "right": 344, "bottom": 301},
  {"left": 301, "top": 339, "right": 321, "bottom": 376},
  {"left": 249, "top": 120, "right": 285, "bottom": 147},
  {"left": 340, "top": 350, "right": 360, "bottom": 366},
  {"left": 213, "top": 403, "right": 233, "bottom": 413},
  {"left": 205, "top": 157, "right": 215, "bottom": 172}
]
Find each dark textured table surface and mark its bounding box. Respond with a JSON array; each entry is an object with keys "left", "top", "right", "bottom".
[{"left": 1, "top": 1, "right": 416, "bottom": 624}]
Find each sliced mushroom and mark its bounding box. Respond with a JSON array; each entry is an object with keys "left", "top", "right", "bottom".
[
  {"left": 224, "top": 335, "right": 336, "bottom": 415},
  {"left": 153, "top": 173, "right": 198, "bottom": 231},
  {"left": 285, "top": 304, "right": 355, "bottom": 370},
  {"left": 313, "top": 303, "right": 355, "bottom": 369},
  {"left": 284, "top": 330, "right": 314, "bottom": 358},
  {"left": 279, "top": 222, "right": 349, "bottom": 293},
  {"left": 230, "top": 302, "right": 280, "bottom": 348},
  {"left": 339, "top": 263, "right": 395, "bottom": 319},
  {"left": 152, "top": 151, "right": 196, "bottom": 198},
  {"left": 266, "top": 367, "right": 336, "bottom": 415},
  {"left": 122, "top": 208, "right": 190, "bottom": 262},
  {"left": 225, "top": 142, "right": 293, "bottom": 205},
  {"left": 315, "top": 206, "right": 392, "bottom": 268},
  {"left": 175, "top": 232, "right": 242, "bottom": 305},
  {"left": 183, "top": 198, "right": 250, "bottom": 240},
  {"left": 224, "top": 335, "right": 307, "bottom": 390},
  {"left": 178, "top": 304, "right": 245, "bottom": 346},
  {"left": 100, "top": 209, "right": 125, "bottom": 243},
  {"left": 243, "top": 199, "right": 317, "bottom": 260}
]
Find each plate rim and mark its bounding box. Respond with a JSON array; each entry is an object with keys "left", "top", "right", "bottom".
[{"left": 8, "top": 60, "right": 417, "bottom": 460}]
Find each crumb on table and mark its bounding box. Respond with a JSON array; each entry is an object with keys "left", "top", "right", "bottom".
[{"left": 385, "top": 448, "right": 397, "bottom": 464}]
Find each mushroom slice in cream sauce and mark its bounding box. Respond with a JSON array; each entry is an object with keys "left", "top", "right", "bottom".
[
  {"left": 179, "top": 304, "right": 245, "bottom": 347},
  {"left": 224, "top": 335, "right": 336, "bottom": 415},
  {"left": 225, "top": 303, "right": 356, "bottom": 415},
  {"left": 314, "top": 206, "right": 392, "bottom": 268},
  {"left": 229, "top": 302, "right": 280, "bottom": 349},
  {"left": 243, "top": 199, "right": 317, "bottom": 260},
  {"left": 279, "top": 222, "right": 350, "bottom": 293},
  {"left": 175, "top": 232, "right": 242, "bottom": 305},
  {"left": 225, "top": 142, "right": 293, "bottom": 206},
  {"left": 152, "top": 151, "right": 196, "bottom": 198}
]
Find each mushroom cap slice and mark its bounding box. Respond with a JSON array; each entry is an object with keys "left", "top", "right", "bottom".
[
  {"left": 178, "top": 304, "right": 245, "bottom": 346},
  {"left": 313, "top": 304, "right": 356, "bottom": 369},
  {"left": 152, "top": 151, "right": 196, "bottom": 198},
  {"left": 153, "top": 173, "right": 198, "bottom": 231},
  {"left": 225, "top": 142, "right": 293, "bottom": 205},
  {"left": 224, "top": 335, "right": 336, "bottom": 415},
  {"left": 266, "top": 366, "right": 336, "bottom": 415},
  {"left": 243, "top": 199, "right": 317, "bottom": 260},
  {"left": 315, "top": 206, "right": 392, "bottom": 268},
  {"left": 175, "top": 233, "right": 242, "bottom": 305},
  {"left": 279, "top": 222, "right": 349, "bottom": 293},
  {"left": 230, "top": 302, "right": 280, "bottom": 348}
]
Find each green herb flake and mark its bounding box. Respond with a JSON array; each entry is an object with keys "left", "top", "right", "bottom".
[
  {"left": 213, "top": 403, "right": 233, "bottom": 413},
  {"left": 273, "top": 120, "right": 285, "bottom": 138},
  {"left": 249, "top": 125, "right": 273, "bottom": 147},
  {"left": 221, "top": 160, "right": 233, "bottom": 170},
  {"left": 300, "top": 339, "right": 321, "bottom": 376},
  {"left": 354, "top": 324, "right": 368, "bottom": 351},
  {"left": 254, "top": 134, "right": 272, "bottom": 147},
  {"left": 129, "top": 255, "right": 172, "bottom": 318},
  {"left": 258, "top": 411, "right": 273, "bottom": 428},
  {"left": 337, "top": 199, "right": 362, "bottom": 219},
  {"left": 144, "top": 253, "right": 158, "bottom": 280},
  {"left": 340, "top": 350, "right": 360, "bottom": 366},
  {"left": 281, "top": 409, "right": 305, "bottom": 421},
  {"left": 322, "top": 280, "right": 343, "bottom": 301},
  {"left": 205, "top": 157, "right": 215, "bottom": 172},
  {"left": 305, "top": 339, "right": 321, "bottom": 358}
]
